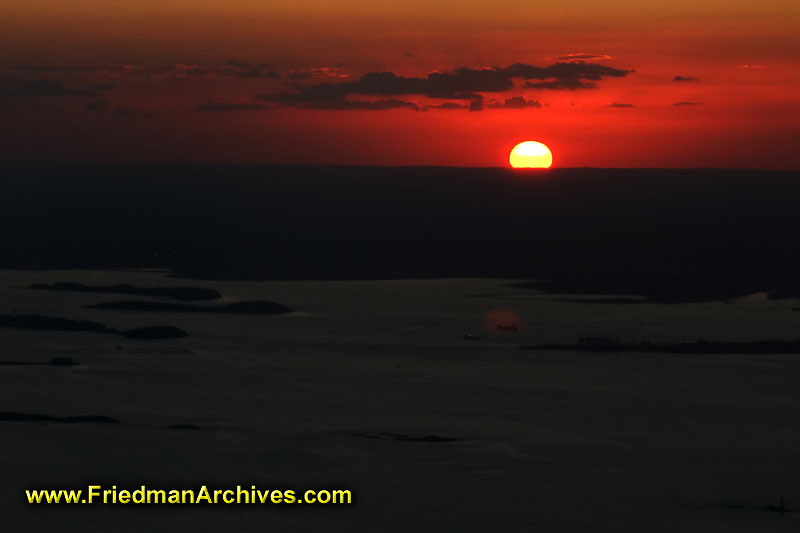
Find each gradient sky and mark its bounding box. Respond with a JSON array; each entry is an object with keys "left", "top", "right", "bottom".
[{"left": 1, "top": 0, "right": 799, "bottom": 168}]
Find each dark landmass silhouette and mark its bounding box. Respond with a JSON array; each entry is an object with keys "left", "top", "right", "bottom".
[
  {"left": 511, "top": 279, "right": 762, "bottom": 303},
  {"left": 0, "top": 313, "right": 114, "bottom": 334},
  {"left": 0, "top": 313, "right": 187, "bottom": 339},
  {"left": 0, "top": 412, "right": 119, "bottom": 424},
  {"left": 0, "top": 357, "right": 79, "bottom": 366},
  {"left": 348, "top": 431, "right": 462, "bottom": 443},
  {"left": 123, "top": 326, "right": 188, "bottom": 339},
  {"left": 86, "top": 299, "right": 292, "bottom": 314},
  {"left": 29, "top": 282, "right": 220, "bottom": 301},
  {"left": 554, "top": 297, "right": 648, "bottom": 304},
  {"left": 515, "top": 279, "right": 800, "bottom": 303},
  {"left": 3, "top": 162, "right": 800, "bottom": 299},
  {"left": 724, "top": 497, "right": 795, "bottom": 514},
  {"left": 167, "top": 424, "right": 206, "bottom": 431},
  {"left": 523, "top": 336, "right": 800, "bottom": 354}
]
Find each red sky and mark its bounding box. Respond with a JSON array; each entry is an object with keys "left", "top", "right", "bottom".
[{"left": 1, "top": 0, "right": 799, "bottom": 168}]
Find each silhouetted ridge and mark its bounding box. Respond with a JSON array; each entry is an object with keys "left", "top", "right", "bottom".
[
  {"left": 0, "top": 357, "right": 79, "bottom": 367},
  {"left": 123, "top": 326, "right": 187, "bottom": 339},
  {"left": 523, "top": 337, "right": 800, "bottom": 354},
  {"left": 511, "top": 277, "right": 766, "bottom": 303},
  {"left": 0, "top": 313, "right": 187, "bottom": 339},
  {"left": 86, "top": 300, "right": 292, "bottom": 314},
  {"left": 0, "top": 412, "right": 119, "bottom": 424},
  {"left": 348, "top": 431, "right": 462, "bottom": 443},
  {"left": 0, "top": 313, "right": 116, "bottom": 334}
]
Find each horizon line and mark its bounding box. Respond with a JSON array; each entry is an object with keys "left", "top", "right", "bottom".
[{"left": 1, "top": 159, "right": 798, "bottom": 172}]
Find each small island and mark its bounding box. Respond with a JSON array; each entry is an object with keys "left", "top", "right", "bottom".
[
  {"left": 86, "top": 300, "right": 293, "bottom": 314},
  {"left": 0, "top": 412, "right": 119, "bottom": 424},
  {"left": 123, "top": 326, "right": 188, "bottom": 339},
  {"left": 0, "top": 313, "right": 187, "bottom": 339},
  {"left": 509, "top": 279, "right": 764, "bottom": 304},
  {"left": 522, "top": 336, "right": 800, "bottom": 354},
  {"left": 0, "top": 357, "right": 79, "bottom": 367},
  {"left": 348, "top": 431, "right": 462, "bottom": 443}
]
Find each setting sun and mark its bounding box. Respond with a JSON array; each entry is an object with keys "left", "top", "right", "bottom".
[{"left": 509, "top": 141, "right": 553, "bottom": 169}]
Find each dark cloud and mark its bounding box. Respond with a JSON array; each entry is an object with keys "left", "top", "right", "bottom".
[
  {"left": 339, "top": 99, "right": 417, "bottom": 110},
  {"left": 259, "top": 91, "right": 416, "bottom": 110},
  {"left": 232, "top": 69, "right": 281, "bottom": 78},
  {"left": 259, "top": 61, "right": 633, "bottom": 110},
  {"left": 488, "top": 96, "right": 542, "bottom": 109},
  {"left": 84, "top": 98, "right": 108, "bottom": 111},
  {"left": 520, "top": 62, "right": 633, "bottom": 90},
  {"left": 7, "top": 63, "right": 282, "bottom": 80},
  {"left": 674, "top": 76, "right": 699, "bottom": 82},
  {"left": 166, "top": 65, "right": 207, "bottom": 78},
  {"left": 222, "top": 62, "right": 280, "bottom": 78},
  {"left": 0, "top": 79, "right": 94, "bottom": 98},
  {"left": 469, "top": 96, "right": 484, "bottom": 112},
  {"left": 12, "top": 65, "right": 109, "bottom": 73},
  {"left": 673, "top": 101, "right": 704, "bottom": 106},
  {"left": 426, "top": 102, "right": 468, "bottom": 110},
  {"left": 607, "top": 102, "right": 635, "bottom": 108},
  {"left": 525, "top": 79, "right": 594, "bottom": 90},
  {"left": 289, "top": 67, "right": 349, "bottom": 80},
  {"left": 197, "top": 101, "right": 272, "bottom": 112},
  {"left": 110, "top": 63, "right": 283, "bottom": 80},
  {"left": 555, "top": 53, "right": 614, "bottom": 61}
]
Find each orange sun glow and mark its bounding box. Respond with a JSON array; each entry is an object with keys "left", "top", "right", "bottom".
[{"left": 509, "top": 141, "right": 553, "bottom": 168}]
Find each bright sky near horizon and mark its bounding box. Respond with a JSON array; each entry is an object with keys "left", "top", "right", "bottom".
[{"left": 1, "top": 0, "right": 798, "bottom": 167}]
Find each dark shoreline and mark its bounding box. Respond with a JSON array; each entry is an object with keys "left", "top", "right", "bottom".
[
  {"left": 0, "top": 313, "right": 187, "bottom": 339},
  {"left": 523, "top": 337, "right": 800, "bottom": 354},
  {"left": 86, "top": 300, "right": 293, "bottom": 314}
]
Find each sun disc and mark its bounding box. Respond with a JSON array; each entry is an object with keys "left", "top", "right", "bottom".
[{"left": 509, "top": 141, "right": 553, "bottom": 168}]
